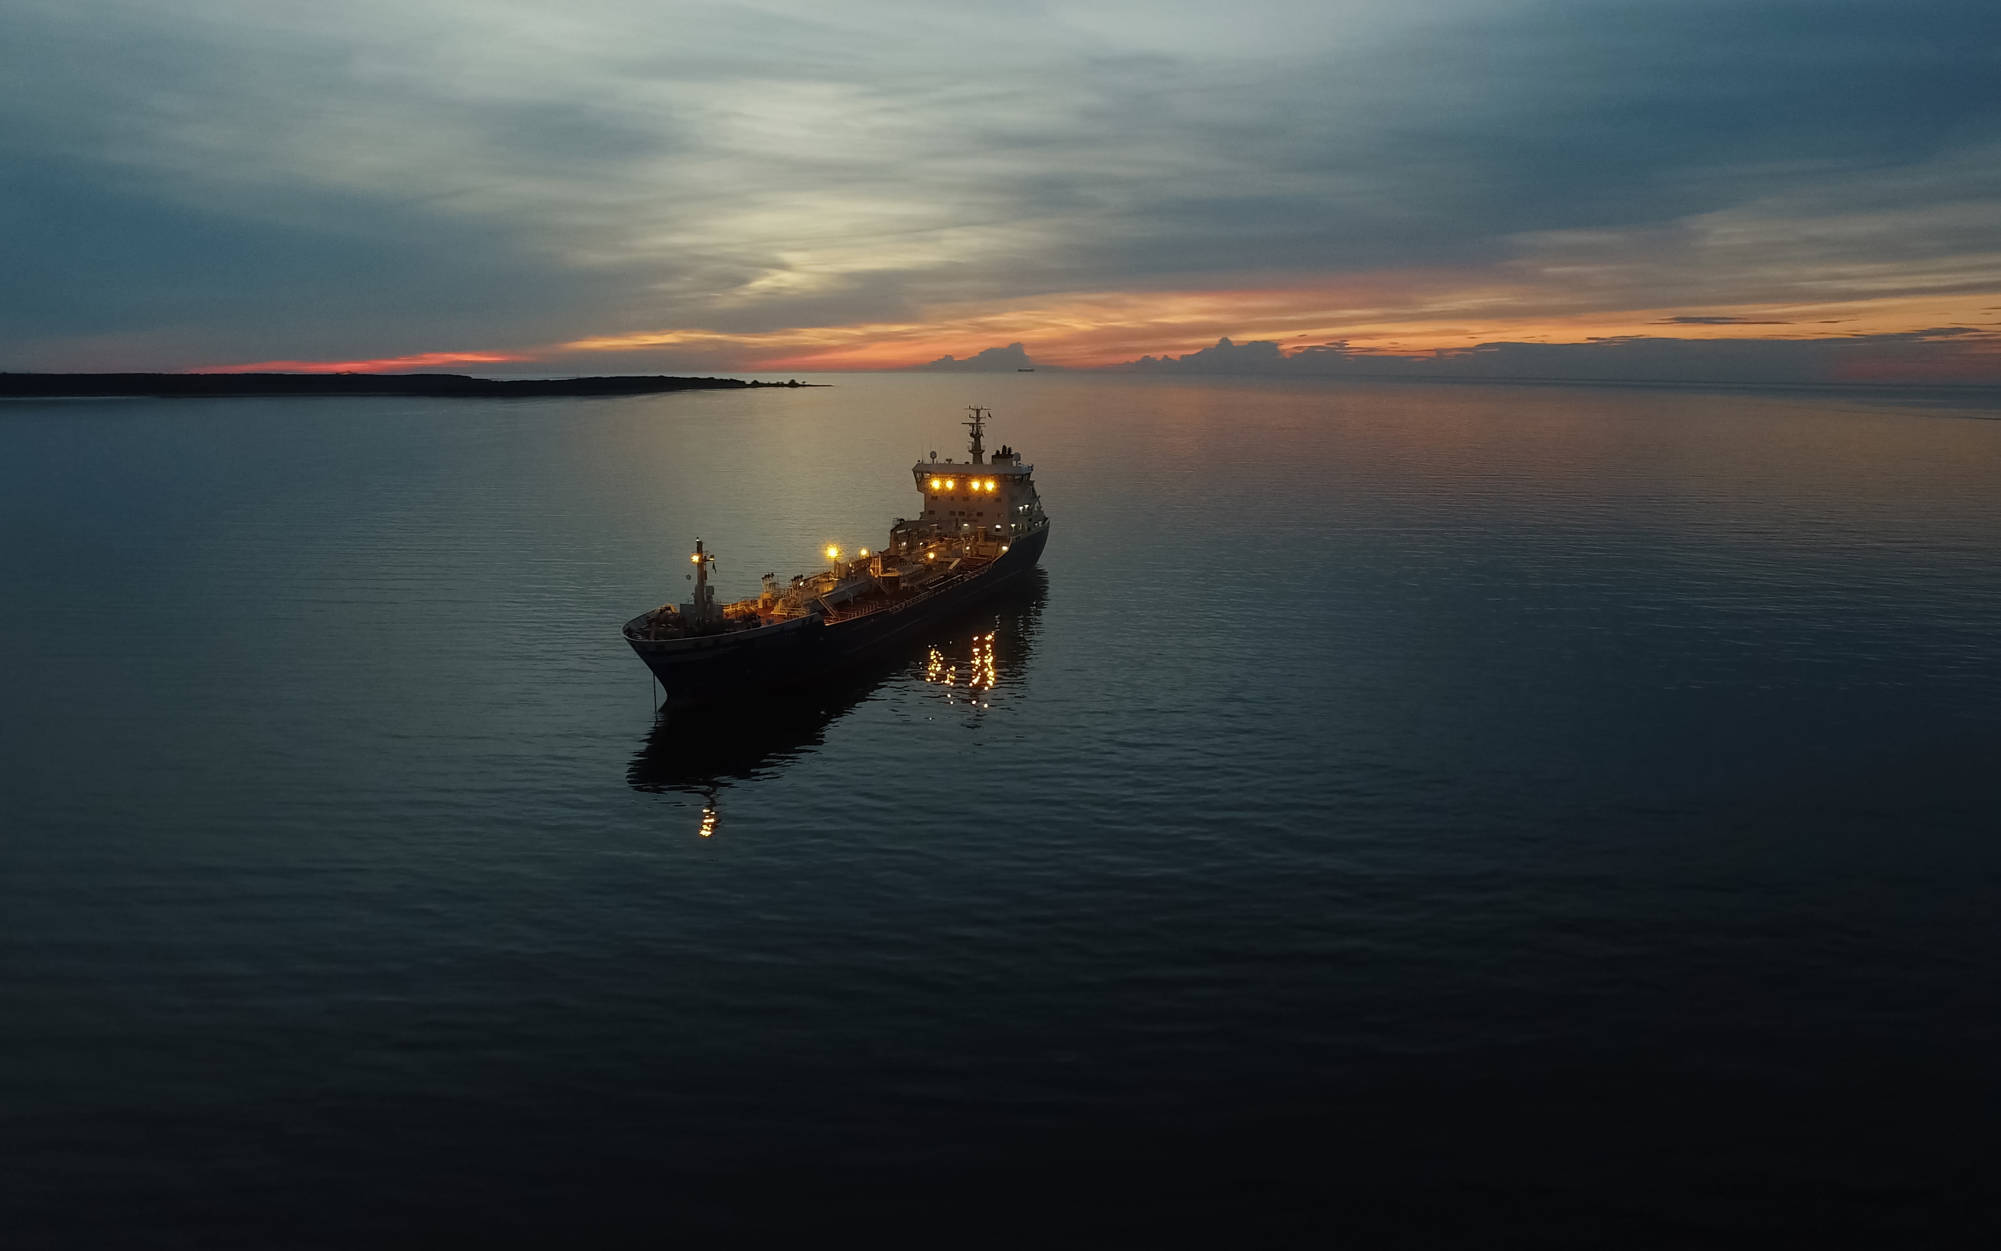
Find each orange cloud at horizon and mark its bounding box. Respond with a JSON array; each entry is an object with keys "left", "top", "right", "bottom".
[
  {"left": 196, "top": 351, "right": 530, "bottom": 374},
  {"left": 556, "top": 278, "right": 2001, "bottom": 372},
  {"left": 189, "top": 278, "right": 2001, "bottom": 379}
]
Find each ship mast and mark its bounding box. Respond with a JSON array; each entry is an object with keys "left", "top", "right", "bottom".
[
  {"left": 688, "top": 538, "right": 718, "bottom": 625},
  {"left": 964, "top": 405, "right": 989, "bottom": 465}
]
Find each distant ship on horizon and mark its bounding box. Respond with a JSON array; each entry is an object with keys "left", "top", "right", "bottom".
[{"left": 623, "top": 406, "right": 1051, "bottom": 699}]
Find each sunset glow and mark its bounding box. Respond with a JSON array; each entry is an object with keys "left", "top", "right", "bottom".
[
  {"left": 554, "top": 282, "right": 2001, "bottom": 379},
  {"left": 197, "top": 352, "right": 530, "bottom": 374},
  {"left": 8, "top": 1, "right": 1998, "bottom": 383}
]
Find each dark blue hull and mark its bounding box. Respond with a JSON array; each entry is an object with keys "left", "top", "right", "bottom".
[{"left": 628, "top": 523, "right": 1049, "bottom": 700}]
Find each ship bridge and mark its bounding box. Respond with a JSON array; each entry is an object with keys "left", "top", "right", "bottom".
[{"left": 910, "top": 407, "right": 1046, "bottom": 544}]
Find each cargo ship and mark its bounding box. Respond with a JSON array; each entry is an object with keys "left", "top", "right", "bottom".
[{"left": 623, "top": 406, "right": 1050, "bottom": 698}]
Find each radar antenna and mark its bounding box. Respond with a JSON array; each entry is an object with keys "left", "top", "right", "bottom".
[{"left": 964, "top": 406, "right": 990, "bottom": 465}]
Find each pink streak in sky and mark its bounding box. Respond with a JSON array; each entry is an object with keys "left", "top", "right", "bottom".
[{"left": 195, "top": 351, "right": 529, "bottom": 374}]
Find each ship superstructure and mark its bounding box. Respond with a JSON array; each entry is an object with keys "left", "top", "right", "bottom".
[{"left": 623, "top": 407, "right": 1050, "bottom": 697}]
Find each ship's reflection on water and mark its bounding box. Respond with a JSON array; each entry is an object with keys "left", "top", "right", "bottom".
[{"left": 627, "top": 571, "right": 1046, "bottom": 836}]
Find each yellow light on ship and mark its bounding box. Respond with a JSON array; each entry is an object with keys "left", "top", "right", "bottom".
[
  {"left": 945, "top": 478, "right": 956, "bottom": 489},
  {"left": 929, "top": 477, "right": 941, "bottom": 489},
  {"left": 826, "top": 545, "right": 840, "bottom": 561},
  {"left": 690, "top": 553, "right": 701, "bottom": 563},
  {"left": 859, "top": 548, "right": 869, "bottom": 557},
  {"left": 986, "top": 479, "right": 997, "bottom": 490}
]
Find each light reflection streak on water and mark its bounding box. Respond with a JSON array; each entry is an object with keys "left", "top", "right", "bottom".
[
  {"left": 974, "top": 630, "right": 998, "bottom": 691},
  {"left": 925, "top": 628, "right": 1000, "bottom": 708}
]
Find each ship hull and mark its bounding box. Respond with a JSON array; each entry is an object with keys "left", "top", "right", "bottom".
[{"left": 627, "top": 522, "right": 1049, "bottom": 700}]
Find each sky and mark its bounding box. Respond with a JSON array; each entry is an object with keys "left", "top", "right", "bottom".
[{"left": 5, "top": 0, "right": 2000, "bottom": 382}]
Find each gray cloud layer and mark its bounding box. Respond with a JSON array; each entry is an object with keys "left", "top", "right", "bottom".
[
  {"left": 1124, "top": 330, "right": 2001, "bottom": 386},
  {"left": 4, "top": 1, "right": 1998, "bottom": 371},
  {"left": 915, "top": 343, "right": 1035, "bottom": 372}
]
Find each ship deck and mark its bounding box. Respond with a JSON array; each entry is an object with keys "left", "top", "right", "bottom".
[{"left": 814, "top": 554, "right": 996, "bottom": 623}]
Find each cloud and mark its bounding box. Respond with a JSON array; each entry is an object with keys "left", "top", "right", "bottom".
[
  {"left": 912, "top": 343, "right": 1037, "bottom": 372},
  {"left": 1, "top": 1, "right": 1998, "bottom": 375},
  {"left": 198, "top": 351, "right": 528, "bottom": 374},
  {"left": 1656, "top": 316, "right": 1793, "bottom": 325},
  {"left": 1120, "top": 328, "right": 2001, "bottom": 385},
  {"left": 1128, "top": 337, "right": 1283, "bottom": 374}
]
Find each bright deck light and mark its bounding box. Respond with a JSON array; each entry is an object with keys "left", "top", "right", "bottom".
[{"left": 826, "top": 545, "right": 840, "bottom": 561}]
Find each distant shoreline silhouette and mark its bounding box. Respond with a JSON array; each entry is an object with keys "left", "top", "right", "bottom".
[{"left": 0, "top": 373, "right": 819, "bottom": 398}]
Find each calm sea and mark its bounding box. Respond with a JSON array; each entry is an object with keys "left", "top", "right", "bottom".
[{"left": 4, "top": 374, "right": 1999, "bottom": 1244}]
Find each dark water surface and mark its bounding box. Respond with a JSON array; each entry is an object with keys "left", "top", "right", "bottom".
[{"left": 5, "top": 375, "right": 1999, "bottom": 1244}]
